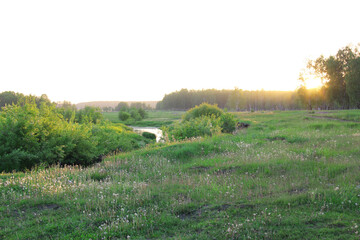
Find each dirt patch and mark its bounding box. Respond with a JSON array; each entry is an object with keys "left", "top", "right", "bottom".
[
  {"left": 34, "top": 204, "right": 61, "bottom": 211},
  {"left": 178, "top": 203, "right": 255, "bottom": 220},
  {"left": 189, "top": 166, "right": 212, "bottom": 172},
  {"left": 214, "top": 166, "right": 240, "bottom": 175},
  {"left": 287, "top": 187, "right": 307, "bottom": 195},
  {"left": 10, "top": 203, "right": 61, "bottom": 218},
  {"left": 266, "top": 136, "right": 286, "bottom": 141}
]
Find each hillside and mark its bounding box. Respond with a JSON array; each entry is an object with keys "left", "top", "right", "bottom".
[{"left": 1, "top": 110, "right": 360, "bottom": 239}]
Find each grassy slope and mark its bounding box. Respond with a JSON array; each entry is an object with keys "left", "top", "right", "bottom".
[{"left": 1, "top": 111, "right": 360, "bottom": 239}]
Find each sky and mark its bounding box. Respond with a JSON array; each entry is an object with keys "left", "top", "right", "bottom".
[{"left": 1, "top": 0, "right": 360, "bottom": 103}]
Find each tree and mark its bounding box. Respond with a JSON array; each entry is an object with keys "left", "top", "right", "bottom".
[
  {"left": 118, "top": 111, "right": 131, "bottom": 121},
  {"left": 115, "top": 102, "right": 129, "bottom": 111},
  {"left": 345, "top": 57, "right": 360, "bottom": 108},
  {"left": 0, "top": 91, "right": 22, "bottom": 109},
  {"left": 307, "top": 45, "right": 360, "bottom": 109}
]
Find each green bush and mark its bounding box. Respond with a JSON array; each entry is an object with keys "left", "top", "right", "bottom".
[
  {"left": 220, "top": 113, "right": 237, "bottom": 133},
  {"left": 0, "top": 102, "right": 149, "bottom": 172},
  {"left": 130, "top": 109, "right": 142, "bottom": 121},
  {"left": 182, "top": 103, "right": 223, "bottom": 121},
  {"left": 118, "top": 111, "right": 131, "bottom": 121},
  {"left": 162, "top": 116, "right": 222, "bottom": 141},
  {"left": 0, "top": 103, "right": 98, "bottom": 171},
  {"left": 162, "top": 104, "right": 238, "bottom": 141},
  {"left": 92, "top": 123, "right": 150, "bottom": 154},
  {"left": 117, "top": 107, "right": 147, "bottom": 123}
]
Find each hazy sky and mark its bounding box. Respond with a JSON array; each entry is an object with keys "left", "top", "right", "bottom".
[{"left": 1, "top": 1, "right": 360, "bottom": 103}]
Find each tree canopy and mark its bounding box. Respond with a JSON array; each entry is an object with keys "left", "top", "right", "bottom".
[{"left": 303, "top": 44, "right": 360, "bottom": 109}]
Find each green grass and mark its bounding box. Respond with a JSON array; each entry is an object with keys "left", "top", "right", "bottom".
[
  {"left": 1, "top": 110, "right": 360, "bottom": 239},
  {"left": 103, "top": 110, "right": 184, "bottom": 127}
]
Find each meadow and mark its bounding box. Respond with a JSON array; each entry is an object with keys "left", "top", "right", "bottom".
[
  {"left": 1, "top": 110, "right": 360, "bottom": 239},
  {"left": 103, "top": 110, "right": 184, "bottom": 127}
]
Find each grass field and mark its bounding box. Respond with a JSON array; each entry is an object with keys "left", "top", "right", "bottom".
[
  {"left": 103, "top": 110, "right": 184, "bottom": 127},
  {"left": 311, "top": 110, "right": 360, "bottom": 122},
  {"left": 1, "top": 110, "right": 360, "bottom": 239}
]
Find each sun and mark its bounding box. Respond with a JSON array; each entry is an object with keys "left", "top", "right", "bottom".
[{"left": 303, "top": 75, "right": 324, "bottom": 89}]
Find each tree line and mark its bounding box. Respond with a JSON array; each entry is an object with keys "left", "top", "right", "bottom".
[
  {"left": 156, "top": 88, "right": 300, "bottom": 111},
  {"left": 157, "top": 45, "right": 360, "bottom": 111}
]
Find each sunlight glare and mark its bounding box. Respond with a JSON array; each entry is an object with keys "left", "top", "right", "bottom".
[{"left": 304, "top": 76, "right": 323, "bottom": 89}]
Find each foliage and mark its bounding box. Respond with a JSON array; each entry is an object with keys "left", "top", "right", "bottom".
[
  {"left": 163, "top": 104, "right": 237, "bottom": 141},
  {"left": 306, "top": 44, "right": 360, "bottom": 109},
  {"left": 0, "top": 102, "right": 96, "bottom": 172},
  {"left": 182, "top": 103, "right": 223, "bottom": 121},
  {"left": 92, "top": 123, "right": 149, "bottom": 154},
  {"left": 0, "top": 92, "right": 54, "bottom": 110},
  {"left": 162, "top": 115, "right": 222, "bottom": 141},
  {"left": 220, "top": 112, "right": 238, "bottom": 133},
  {"left": 76, "top": 106, "right": 104, "bottom": 124},
  {"left": 0, "top": 91, "right": 23, "bottom": 108},
  {"left": 56, "top": 103, "right": 104, "bottom": 124},
  {"left": 115, "top": 102, "right": 129, "bottom": 111},
  {"left": 115, "top": 102, "right": 152, "bottom": 111},
  {"left": 156, "top": 88, "right": 300, "bottom": 111},
  {"left": 118, "top": 111, "right": 131, "bottom": 121},
  {"left": 345, "top": 57, "right": 360, "bottom": 108},
  {"left": 0, "top": 101, "right": 148, "bottom": 172},
  {"left": 117, "top": 104, "right": 148, "bottom": 123},
  {"left": 296, "top": 84, "right": 326, "bottom": 110}
]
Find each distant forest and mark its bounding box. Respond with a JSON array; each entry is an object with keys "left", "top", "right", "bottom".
[
  {"left": 157, "top": 45, "right": 360, "bottom": 111},
  {"left": 156, "top": 89, "right": 299, "bottom": 111}
]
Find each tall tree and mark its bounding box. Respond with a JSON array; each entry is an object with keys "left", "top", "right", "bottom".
[{"left": 307, "top": 45, "right": 360, "bottom": 109}]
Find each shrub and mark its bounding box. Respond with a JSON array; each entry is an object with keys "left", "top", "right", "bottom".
[
  {"left": 92, "top": 123, "right": 149, "bottom": 154},
  {"left": 162, "top": 103, "right": 238, "bottom": 141},
  {"left": 183, "top": 103, "right": 223, "bottom": 121},
  {"left": 118, "top": 111, "right": 131, "bottom": 121},
  {"left": 0, "top": 102, "right": 149, "bottom": 172},
  {"left": 130, "top": 109, "right": 142, "bottom": 121},
  {"left": 117, "top": 107, "right": 147, "bottom": 123},
  {"left": 162, "top": 115, "right": 222, "bottom": 141},
  {"left": 0, "top": 103, "right": 99, "bottom": 171},
  {"left": 220, "top": 113, "right": 237, "bottom": 133}
]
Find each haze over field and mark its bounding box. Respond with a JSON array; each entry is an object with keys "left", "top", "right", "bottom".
[{"left": 1, "top": 0, "right": 360, "bottom": 103}]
